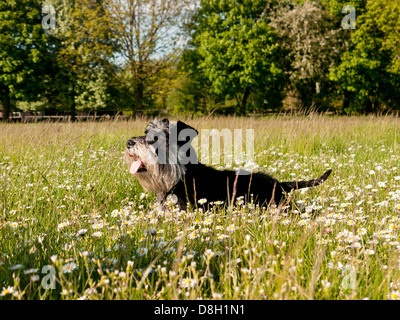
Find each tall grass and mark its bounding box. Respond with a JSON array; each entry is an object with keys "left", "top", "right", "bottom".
[{"left": 1, "top": 115, "right": 400, "bottom": 300}]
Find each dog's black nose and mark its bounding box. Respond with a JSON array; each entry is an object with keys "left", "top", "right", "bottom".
[{"left": 127, "top": 140, "right": 135, "bottom": 148}]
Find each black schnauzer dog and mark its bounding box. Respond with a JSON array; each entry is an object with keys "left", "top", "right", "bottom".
[{"left": 125, "top": 118, "right": 331, "bottom": 211}]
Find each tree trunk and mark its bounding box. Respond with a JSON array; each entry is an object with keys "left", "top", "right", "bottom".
[
  {"left": 71, "top": 100, "right": 76, "bottom": 122},
  {"left": 239, "top": 88, "right": 250, "bottom": 115},
  {"left": 1, "top": 86, "right": 11, "bottom": 121},
  {"left": 134, "top": 80, "right": 144, "bottom": 115},
  {"left": 298, "top": 84, "right": 313, "bottom": 113},
  {"left": 365, "top": 100, "right": 373, "bottom": 115},
  {"left": 70, "top": 82, "right": 76, "bottom": 121},
  {"left": 342, "top": 91, "right": 350, "bottom": 115}
]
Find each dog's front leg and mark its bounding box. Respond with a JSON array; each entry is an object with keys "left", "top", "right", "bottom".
[{"left": 156, "top": 192, "right": 167, "bottom": 212}]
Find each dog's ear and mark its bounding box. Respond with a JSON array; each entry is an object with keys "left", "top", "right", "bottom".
[
  {"left": 145, "top": 119, "right": 156, "bottom": 134},
  {"left": 176, "top": 121, "right": 198, "bottom": 140},
  {"left": 161, "top": 118, "right": 169, "bottom": 127},
  {"left": 175, "top": 121, "right": 198, "bottom": 165},
  {"left": 145, "top": 118, "right": 170, "bottom": 135}
]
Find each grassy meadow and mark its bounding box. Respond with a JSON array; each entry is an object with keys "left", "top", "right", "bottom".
[{"left": 1, "top": 115, "right": 400, "bottom": 300}]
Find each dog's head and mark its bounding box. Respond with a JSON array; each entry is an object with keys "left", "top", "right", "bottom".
[{"left": 125, "top": 118, "right": 198, "bottom": 193}]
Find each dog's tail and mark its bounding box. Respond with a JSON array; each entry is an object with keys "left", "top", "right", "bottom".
[{"left": 280, "top": 169, "right": 332, "bottom": 193}]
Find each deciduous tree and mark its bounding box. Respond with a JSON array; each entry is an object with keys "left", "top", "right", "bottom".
[
  {"left": 270, "top": 1, "right": 344, "bottom": 111},
  {"left": 46, "top": 0, "right": 116, "bottom": 118},
  {"left": 105, "top": 0, "right": 193, "bottom": 113},
  {"left": 330, "top": 0, "right": 400, "bottom": 113},
  {"left": 189, "top": 0, "right": 286, "bottom": 115},
  {"left": 0, "top": 0, "right": 51, "bottom": 120}
]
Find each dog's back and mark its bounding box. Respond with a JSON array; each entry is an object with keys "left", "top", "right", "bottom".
[
  {"left": 169, "top": 163, "right": 284, "bottom": 207},
  {"left": 169, "top": 164, "right": 331, "bottom": 208}
]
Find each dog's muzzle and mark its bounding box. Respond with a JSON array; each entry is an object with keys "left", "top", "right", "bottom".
[
  {"left": 126, "top": 139, "right": 147, "bottom": 175},
  {"left": 128, "top": 157, "right": 146, "bottom": 174}
]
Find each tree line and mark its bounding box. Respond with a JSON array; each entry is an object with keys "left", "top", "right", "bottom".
[{"left": 0, "top": 0, "right": 399, "bottom": 120}]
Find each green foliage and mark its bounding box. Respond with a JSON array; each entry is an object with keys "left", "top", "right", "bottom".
[
  {"left": 107, "top": 0, "right": 190, "bottom": 113},
  {"left": 320, "top": 0, "right": 368, "bottom": 26},
  {"left": 47, "top": 0, "right": 116, "bottom": 115},
  {"left": 270, "top": 1, "right": 345, "bottom": 111},
  {"left": 187, "top": 0, "right": 287, "bottom": 114},
  {"left": 330, "top": 0, "right": 400, "bottom": 113},
  {"left": 1, "top": 0, "right": 400, "bottom": 116},
  {"left": 0, "top": 0, "right": 52, "bottom": 119},
  {"left": 168, "top": 49, "right": 222, "bottom": 116}
]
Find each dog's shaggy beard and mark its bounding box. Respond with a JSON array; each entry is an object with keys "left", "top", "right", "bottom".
[{"left": 124, "top": 143, "right": 185, "bottom": 194}]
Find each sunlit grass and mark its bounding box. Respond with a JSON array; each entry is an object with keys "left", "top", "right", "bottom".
[{"left": 1, "top": 115, "right": 400, "bottom": 300}]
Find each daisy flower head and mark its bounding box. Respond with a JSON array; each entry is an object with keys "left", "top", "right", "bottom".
[
  {"left": 136, "top": 247, "right": 148, "bottom": 256},
  {"left": 298, "top": 219, "right": 309, "bottom": 226},
  {"left": 111, "top": 209, "right": 120, "bottom": 217},
  {"left": 57, "top": 221, "right": 70, "bottom": 231},
  {"left": 164, "top": 247, "right": 176, "bottom": 254},
  {"left": 215, "top": 250, "right": 224, "bottom": 257},
  {"left": 62, "top": 262, "right": 77, "bottom": 273},
  {"left": 92, "top": 231, "right": 103, "bottom": 238},
  {"left": 353, "top": 242, "right": 362, "bottom": 248},
  {"left": 10, "top": 222, "right": 18, "bottom": 229},
  {"left": 358, "top": 228, "right": 367, "bottom": 235},
  {"left": 180, "top": 277, "right": 196, "bottom": 288},
  {"left": 188, "top": 231, "right": 199, "bottom": 239},
  {"left": 186, "top": 250, "right": 197, "bottom": 259},
  {"left": 378, "top": 181, "right": 386, "bottom": 188},
  {"left": 60, "top": 289, "right": 72, "bottom": 295},
  {"left": 198, "top": 198, "right": 207, "bottom": 205},
  {"left": 347, "top": 220, "right": 355, "bottom": 226},
  {"left": 0, "top": 286, "right": 15, "bottom": 296},
  {"left": 92, "top": 222, "right": 103, "bottom": 230},
  {"left": 158, "top": 241, "right": 167, "bottom": 248},
  {"left": 389, "top": 291, "right": 400, "bottom": 300},
  {"left": 213, "top": 234, "right": 224, "bottom": 241},
  {"left": 364, "top": 249, "right": 375, "bottom": 256}
]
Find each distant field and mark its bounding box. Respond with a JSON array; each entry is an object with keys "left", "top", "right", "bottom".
[{"left": 1, "top": 115, "right": 400, "bottom": 300}]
